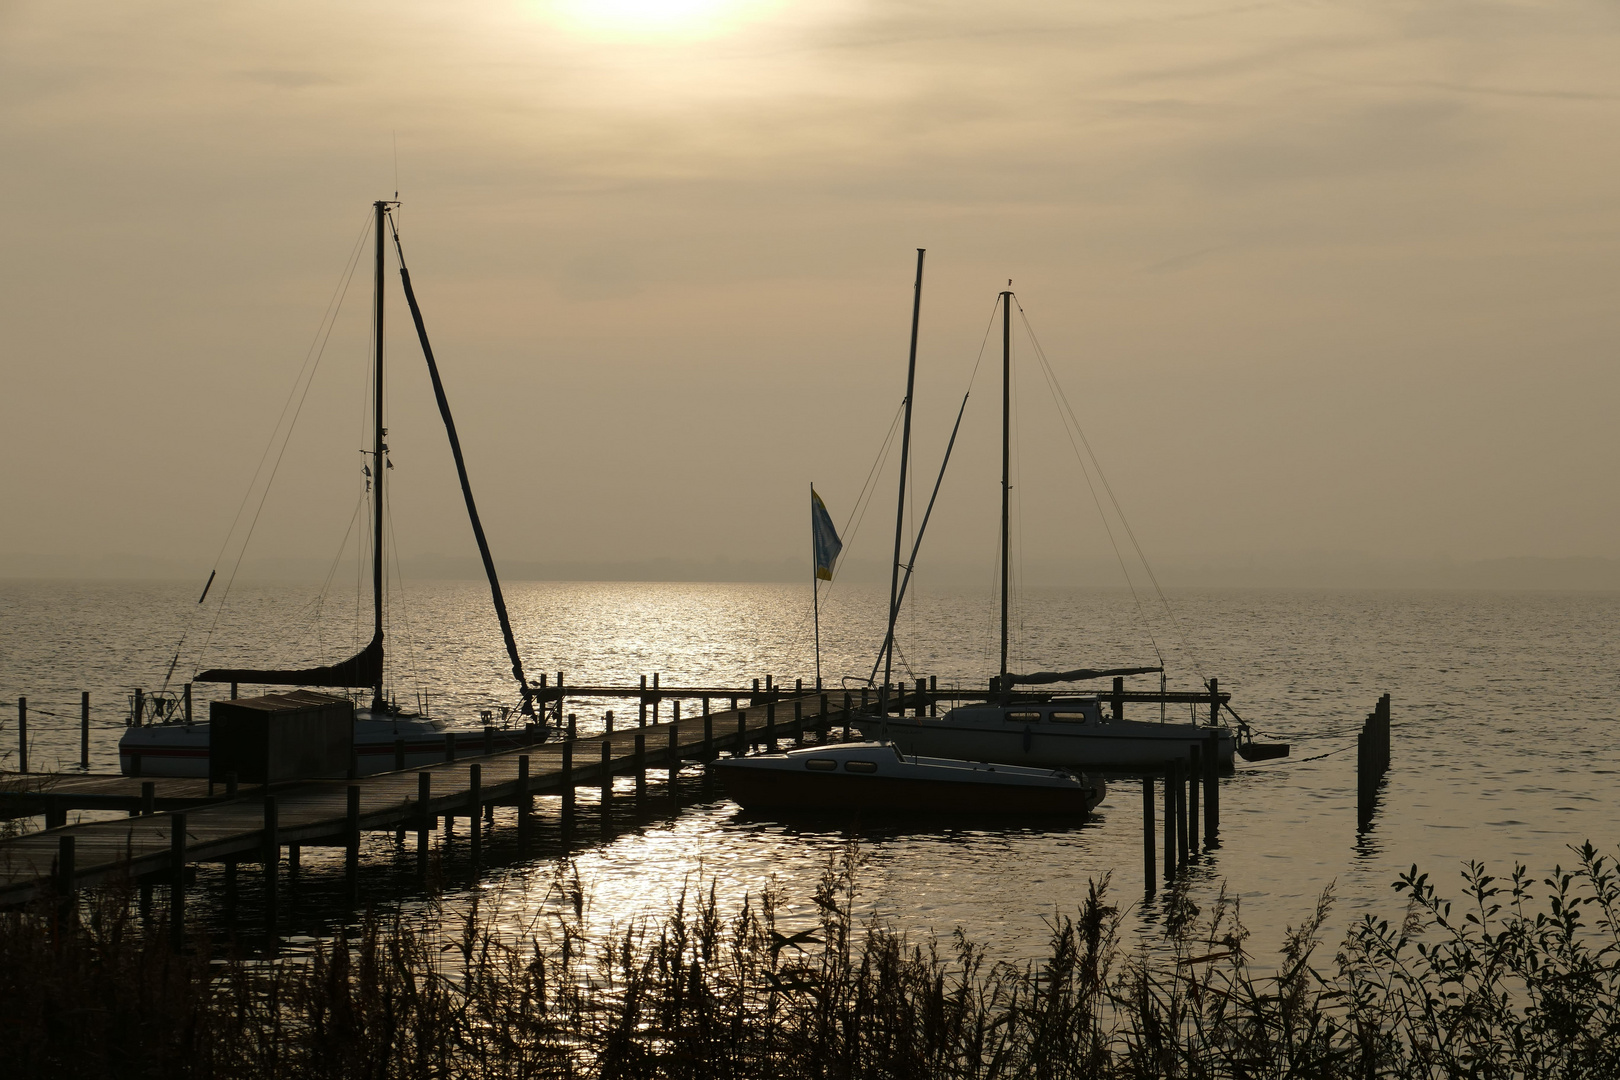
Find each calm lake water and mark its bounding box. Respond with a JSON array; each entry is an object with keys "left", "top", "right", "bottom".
[{"left": 2, "top": 578, "right": 1617, "bottom": 961}]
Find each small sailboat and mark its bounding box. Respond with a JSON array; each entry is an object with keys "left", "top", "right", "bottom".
[
  {"left": 710, "top": 741, "right": 1105, "bottom": 817},
  {"left": 119, "top": 201, "right": 548, "bottom": 777},
  {"left": 852, "top": 287, "right": 1241, "bottom": 772}
]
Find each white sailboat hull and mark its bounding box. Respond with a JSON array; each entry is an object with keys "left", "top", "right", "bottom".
[{"left": 851, "top": 703, "right": 1234, "bottom": 772}]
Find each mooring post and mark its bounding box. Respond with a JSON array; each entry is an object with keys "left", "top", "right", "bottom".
[
  {"left": 1187, "top": 745, "right": 1201, "bottom": 857},
  {"left": 929, "top": 675, "right": 937, "bottom": 716},
  {"left": 639, "top": 675, "right": 648, "bottom": 726},
  {"left": 468, "top": 764, "right": 482, "bottom": 868},
  {"left": 1163, "top": 763, "right": 1177, "bottom": 880},
  {"left": 766, "top": 702, "right": 777, "bottom": 751},
  {"left": 567, "top": 712, "right": 577, "bottom": 740},
  {"left": 556, "top": 670, "right": 566, "bottom": 723},
  {"left": 56, "top": 834, "right": 76, "bottom": 929},
  {"left": 169, "top": 812, "right": 187, "bottom": 950},
  {"left": 792, "top": 698, "right": 802, "bottom": 746},
  {"left": 482, "top": 725, "right": 494, "bottom": 757},
  {"left": 752, "top": 678, "right": 760, "bottom": 706},
  {"left": 600, "top": 738, "right": 613, "bottom": 807},
  {"left": 141, "top": 781, "right": 155, "bottom": 816},
  {"left": 819, "top": 693, "right": 830, "bottom": 739},
  {"left": 843, "top": 692, "right": 852, "bottom": 740},
  {"left": 416, "top": 772, "right": 432, "bottom": 875},
  {"left": 395, "top": 738, "right": 406, "bottom": 771},
  {"left": 517, "top": 754, "right": 531, "bottom": 854},
  {"left": 606, "top": 710, "right": 615, "bottom": 734},
  {"left": 80, "top": 691, "right": 90, "bottom": 770},
  {"left": 445, "top": 732, "right": 457, "bottom": 763},
  {"left": 1204, "top": 731, "right": 1220, "bottom": 846},
  {"left": 263, "top": 796, "right": 279, "bottom": 946},
  {"left": 737, "top": 708, "right": 748, "bottom": 751},
  {"left": 634, "top": 731, "right": 647, "bottom": 802},
  {"left": 134, "top": 688, "right": 144, "bottom": 726},
  {"left": 17, "top": 697, "right": 27, "bottom": 774},
  {"left": 345, "top": 785, "right": 360, "bottom": 905},
  {"left": 914, "top": 679, "right": 925, "bottom": 717},
  {"left": 703, "top": 706, "right": 714, "bottom": 760},
  {"left": 1142, "top": 778, "right": 1156, "bottom": 896}
]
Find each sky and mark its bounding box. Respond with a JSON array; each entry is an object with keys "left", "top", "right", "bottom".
[{"left": 3, "top": 0, "right": 1618, "bottom": 586}]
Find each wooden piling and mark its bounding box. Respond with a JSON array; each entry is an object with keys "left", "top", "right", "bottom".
[
  {"left": 929, "top": 675, "right": 937, "bottom": 716},
  {"left": 1163, "top": 763, "right": 1177, "bottom": 880},
  {"left": 17, "top": 697, "right": 27, "bottom": 774},
  {"left": 1142, "top": 777, "right": 1155, "bottom": 896},
  {"left": 702, "top": 710, "right": 713, "bottom": 760},
  {"left": 1203, "top": 731, "right": 1220, "bottom": 846},
  {"left": 667, "top": 722, "right": 680, "bottom": 786},
  {"left": 169, "top": 812, "right": 186, "bottom": 950},
  {"left": 766, "top": 702, "right": 777, "bottom": 751},
  {"left": 416, "top": 773, "right": 431, "bottom": 875},
  {"left": 1187, "top": 745, "right": 1201, "bottom": 856},
  {"left": 80, "top": 692, "right": 90, "bottom": 770},
  {"left": 736, "top": 709, "right": 747, "bottom": 751},
  {"left": 263, "top": 796, "right": 278, "bottom": 943},
  {"left": 639, "top": 675, "right": 648, "bottom": 726},
  {"left": 600, "top": 739, "right": 613, "bottom": 806},
  {"left": 1177, "top": 759, "right": 1191, "bottom": 868},
  {"left": 345, "top": 786, "right": 360, "bottom": 904},
  {"left": 56, "top": 834, "right": 75, "bottom": 927},
  {"left": 567, "top": 712, "right": 577, "bottom": 740},
  {"left": 561, "top": 742, "right": 575, "bottom": 837},
  {"left": 634, "top": 731, "right": 647, "bottom": 802},
  {"left": 792, "top": 698, "right": 802, "bottom": 746},
  {"left": 516, "top": 755, "right": 531, "bottom": 853},
  {"left": 606, "top": 710, "right": 614, "bottom": 734},
  {"left": 843, "top": 692, "right": 852, "bottom": 740},
  {"left": 469, "top": 764, "right": 482, "bottom": 867}
]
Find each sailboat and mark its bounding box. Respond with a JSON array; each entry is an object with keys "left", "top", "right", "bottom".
[
  {"left": 118, "top": 201, "right": 549, "bottom": 777},
  {"left": 852, "top": 289, "right": 1239, "bottom": 772}
]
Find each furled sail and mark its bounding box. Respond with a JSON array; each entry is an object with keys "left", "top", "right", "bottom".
[
  {"left": 195, "top": 631, "right": 383, "bottom": 689},
  {"left": 1010, "top": 665, "right": 1163, "bottom": 686}
]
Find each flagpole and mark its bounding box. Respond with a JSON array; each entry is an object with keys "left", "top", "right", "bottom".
[{"left": 811, "top": 483, "right": 822, "bottom": 690}]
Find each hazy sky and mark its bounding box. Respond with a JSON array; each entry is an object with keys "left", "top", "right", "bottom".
[{"left": 3, "top": 0, "right": 1618, "bottom": 584}]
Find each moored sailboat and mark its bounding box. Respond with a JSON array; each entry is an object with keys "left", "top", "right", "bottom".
[{"left": 119, "top": 201, "right": 548, "bottom": 777}]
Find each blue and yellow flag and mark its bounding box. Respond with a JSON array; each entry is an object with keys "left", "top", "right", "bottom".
[{"left": 811, "top": 487, "right": 843, "bottom": 581}]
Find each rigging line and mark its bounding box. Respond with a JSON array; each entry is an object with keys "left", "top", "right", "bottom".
[
  {"left": 1016, "top": 305, "right": 1184, "bottom": 649},
  {"left": 828, "top": 398, "right": 905, "bottom": 586},
  {"left": 193, "top": 212, "right": 373, "bottom": 674},
  {"left": 1016, "top": 303, "right": 1170, "bottom": 670}
]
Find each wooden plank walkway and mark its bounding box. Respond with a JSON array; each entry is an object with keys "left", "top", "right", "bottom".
[{"left": 0, "top": 693, "right": 849, "bottom": 908}]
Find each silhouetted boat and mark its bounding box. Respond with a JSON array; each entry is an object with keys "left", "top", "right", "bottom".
[{"left": 711, "top": 741, "right": 1106, "bottom": 816}]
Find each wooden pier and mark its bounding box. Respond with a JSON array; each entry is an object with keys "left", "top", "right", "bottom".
[{"left": 0, "top": 692, "right": 844, "bottom": 910}]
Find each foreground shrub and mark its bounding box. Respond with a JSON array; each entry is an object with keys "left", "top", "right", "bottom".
[{"left": 0, "top": 841, "right": 1616, "bottom": 1078}]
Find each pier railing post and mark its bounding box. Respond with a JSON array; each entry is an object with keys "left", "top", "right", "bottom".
[
  {"left": 80, "top": 691, "right": 90, "bottom": 770},
  {"left": 169, "top": 812, "right": 187, "bottom": 950}
]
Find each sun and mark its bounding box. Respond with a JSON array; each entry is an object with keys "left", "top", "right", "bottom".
[{"left": 548, "top": 0, "right": 778, "bottom": 40}]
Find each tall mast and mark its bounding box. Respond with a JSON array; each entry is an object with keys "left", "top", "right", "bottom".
[
  {"left": 999, "top": 289, "right": 1011, "bottom": 700},
  {"left": 371, "top": 199, "right": 387, "bottom": 712},
  {"left": 882, "top": 248, "right": 925, "bottom": 689}
]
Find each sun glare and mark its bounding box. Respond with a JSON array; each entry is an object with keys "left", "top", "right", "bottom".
[{"left": 549, "top": 0, "right": 778, "bottom": 40}]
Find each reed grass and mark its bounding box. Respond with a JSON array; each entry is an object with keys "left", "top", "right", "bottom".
[{"left": 2, "top": 840, "right": 1617, "bottom": 1078}]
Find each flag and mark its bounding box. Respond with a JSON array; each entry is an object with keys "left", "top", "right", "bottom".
[{"left": 811, "top": 487, "right": 842, "bottom": 581}]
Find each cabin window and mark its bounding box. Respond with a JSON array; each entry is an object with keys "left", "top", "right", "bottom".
[
  {"left": 804, "top": 759, "right": 838, "bottom": 771},
  {"left": 1049, "top": 711, "right": 1090, "bottom": 724},
  {"left": 844, "top": 760, "right": 878, "bottom": 774},
  {"left": 1005, "top": 712, "right": 1042, "bottom": 723}
]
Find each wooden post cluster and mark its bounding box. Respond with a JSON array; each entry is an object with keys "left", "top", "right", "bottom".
[{"left": 1357, "top": 693, "right": 1392, "bottom": 828}]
